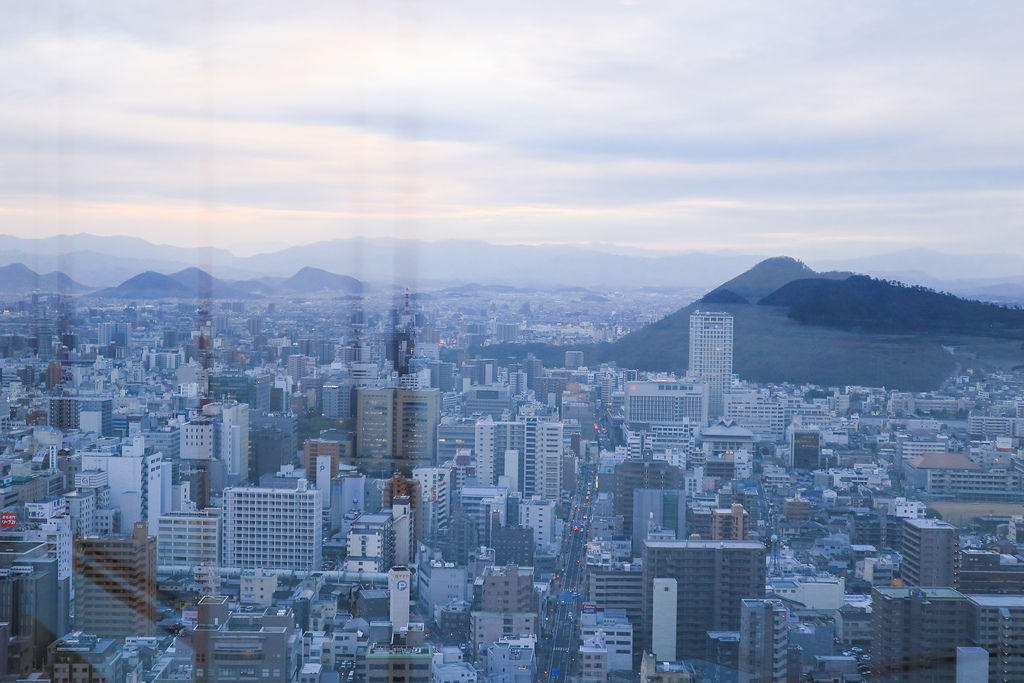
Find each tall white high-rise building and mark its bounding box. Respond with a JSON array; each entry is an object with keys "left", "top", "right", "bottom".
[
  {"left": 474, "top": 415, "right": 563, "bottom": 499},
  {"left": 206, "top": 401, "right": 250, "bottom": 482},
  {"left": 688, "top": 311, "right": 734, "bottom": 418},
  {"left": 520, "top": 496, "right": 556, "bottom": 548},
  {"left": 413, "top": 464, "right": 452, "bottom": 537},
  {"left": 222, "top": 482, "right": 322, "bottom": 571},
  {"left": 79, "top": 436, "right": 170, "bottom": 535}
]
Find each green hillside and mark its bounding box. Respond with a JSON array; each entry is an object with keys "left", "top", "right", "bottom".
[{"left": 761, "top": 275, "right": 1024, "bottom": 337}]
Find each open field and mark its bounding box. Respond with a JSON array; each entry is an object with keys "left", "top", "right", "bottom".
[{"left": 928, "top": 502, "right": 1024, "bottom": 526}]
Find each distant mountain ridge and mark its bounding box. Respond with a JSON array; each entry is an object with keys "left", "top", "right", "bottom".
[
  {"left": 86, "top": 266, "right": 364, "bottom": 300},
  {"left": 280, "top": 266, "right": 363, "bottom": 295},
  {"left": 0, "top": 263, "right": 87, "bottom": 293},
  {"left": 92, "top": 271, "right": 194, "bottom": 299},
  {"left": 3, "top": 233, "right": 1024, "bottom": 299},
  {"left": 167, "top": 267, "right": 262, "bottom": 300}
]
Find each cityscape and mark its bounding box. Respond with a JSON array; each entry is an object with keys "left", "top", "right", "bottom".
[
  {"left": 1, "top": 249, "right": 1024, "bottom": 683},
  {"left": 4, "top": 2, "right": 1024, "bottom": 683}
]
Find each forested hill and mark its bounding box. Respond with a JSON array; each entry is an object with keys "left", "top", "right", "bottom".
[{"left": 761, "top": 275, "right": 1024, "bottom": 337}]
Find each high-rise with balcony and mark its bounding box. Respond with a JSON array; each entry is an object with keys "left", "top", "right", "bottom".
[
  {"left": 739, "top": 598, "right": 790, "bottom": 683},
  {"left": 688, "top": 311, "right": 734, "bottom": 418},
  {"left": 642, "top": 539, "right": 765, "bottom": 660},
  {"left": 902, "top": 518, "right": 959, "bottom": 588}
]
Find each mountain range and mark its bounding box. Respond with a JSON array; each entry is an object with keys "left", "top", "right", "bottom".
[
  {"left": 478, "top": 257, "right": 1024, "bottom": 390},
  {"left": 0, "top": 262, "right": 87, "bottom": 294},
  {"left": 6, "top": 263, "right": 366, "bottom": 300},
  {"left": 3, "top": 233, "right": 1024, "bottom": 298}
]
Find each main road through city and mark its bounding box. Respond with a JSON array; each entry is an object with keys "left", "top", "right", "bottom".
[{"left": 540, "top": 458, "right": 597, "bottom": 683}]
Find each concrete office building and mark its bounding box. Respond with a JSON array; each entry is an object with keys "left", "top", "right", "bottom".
[
  {"left": 48, "top": 396, "right": 113, "bottom": 436},
  {"left": 322, "top": 381, "right": 355, "bottom": 419},
  {"left": 520, "top": 497, "right": 556, "bottom": 548},
  {"left": 588, "top": 563, "right": 645, "bottom": 626},
  {"left": 688, "top": 311, "right": 734, "bottom": 418},
  {"left": 181, "top": 418, "right": 216, "bottom": 461},
  {"left": 413, "top": 464, "right": 452, "bottom": 537},
  {"left": 304, "top": 432, "right": 355, "bottom": 488},
  {"left": 363, "top": 643, "right": 433, "bottom": 683},
  {"left": 193, "top": 596, "right": 300, "bottom": 683},
  {"left": 724, "top": 392, "right": 786, "bottom": 442},
  {"left": 487, "top": 635, "right": 536, "bottom": 683},
  {"left": 613, "top": 457, "right": 683, "bottom": 537},
  {"left": 631, "top": 489, "right": 687, "bottom": 555},
  {"left": 580, "top": 609, "right": 633, "bottom": 671},
  {"left": 48, "top": 632, "right": 125, "bottom": 683},
  {"left": 460, "top": 486, "right": 508, "bottom": 545},
  {"left": 624, "top": 380, "right": 708, "bottom": 428},
  {"left": 79, "top": 436, "right": 170, "bottom": 535},
  {"left": 0, "top": 540, "right": 62, "bottom": 672}
]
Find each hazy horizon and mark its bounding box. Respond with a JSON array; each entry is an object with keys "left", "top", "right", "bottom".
[{"left": 4, "top": 230, "right": 1024, "bottom": 263}]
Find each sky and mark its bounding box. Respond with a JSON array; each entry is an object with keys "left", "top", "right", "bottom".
[{"left": 2, "top": 1, "right": 1024, "bottom": 258}]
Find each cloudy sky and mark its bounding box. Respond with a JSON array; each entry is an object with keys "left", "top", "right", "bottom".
[{"left": 3, "top": 1, "right": 1024, "bottom": 257}]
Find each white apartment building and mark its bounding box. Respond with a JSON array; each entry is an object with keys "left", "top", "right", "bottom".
[
  {"left": 520, "top": 497, "right": 556, "bottom": 548},
  {"left": 205, "top": 401, "right": 250, "bottom": 481},
  {"left": 79, "top": 436, "right": 170, "bottom": 535},
  {"left": 222, "top": 482, "right": 322, "bottom": 571}
]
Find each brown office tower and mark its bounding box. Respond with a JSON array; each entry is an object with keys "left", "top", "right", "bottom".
[
  {"left": 73, "top": 523, "right": 157, "bottom": 638},
  {"left": 901, "top": 518, "right": 959, "bottom": 588},
  {"left": 613, "top": 456, "right": 683, "bottom": 537},
  {"left": 642, "top": 540, "right": 766, "bottom": 660},
  {"left": 711, "top": 503, "right": 749, "bottom": 541}
]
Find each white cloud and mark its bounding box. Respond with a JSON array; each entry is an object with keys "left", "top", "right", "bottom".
[{"left": 1, "top": 0, "right": 1023, "bottom": 256}]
